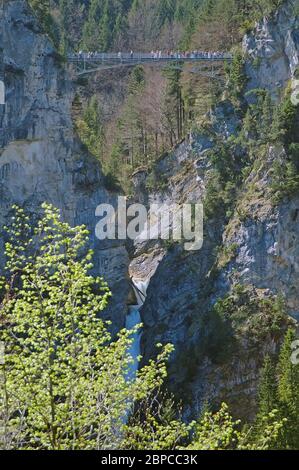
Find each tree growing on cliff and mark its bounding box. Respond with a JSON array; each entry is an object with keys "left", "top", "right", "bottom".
[
  {"left": 270, "top": 91, "right": 299, "bottom": 200},
  {"left": 227, "top": 52, "right": 247, "bottom": 104},
  {"left": 76, "top": 96, "right": 105, "bottom": 161},
  {"left": 252, "top": 329, "right": 299, "bottom": 450},
  {"left": 0, "top": 204, "right": 173, "bottom": 450},
  {"left": 257, "top": 356, "right": 278, "bottom": 417},
  {"left": 0, "top": 205, "right": 291, "bottom": 450},
  {"left": 277, "top": 329, "right": 299, "bottom": 449},
  {"left": 163, "top": 65, "right": 185, "bottom": 143},
  {"left": 28, "top": 0, "right": 59, "bottom": 47}
]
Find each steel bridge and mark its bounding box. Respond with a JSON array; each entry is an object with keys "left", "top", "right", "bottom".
[{"left": 68, "top": 52, "right": 232, "bottom": 80}]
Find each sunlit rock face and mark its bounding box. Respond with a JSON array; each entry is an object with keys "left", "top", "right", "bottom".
[
  {"left": 223, "top": 148, "right": 299, "bottom": 320},
  {"left": 1, "top": 0, "right": 298, "bottom": 422},
  {"left": 137, "top": 145, "right": 298, "bottom": 421},
  {"left": 0, "top": 0, "right": 130, "bottom": 333},
  {"left": 130, "top": 2, "right": 299, "bottom": 420},
  {"left": 243, "top": 0, "right": 299, "bottom": 96}
]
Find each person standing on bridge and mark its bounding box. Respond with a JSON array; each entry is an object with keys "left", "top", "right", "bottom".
[
  {"left": 130, "top": 50, "right": 134, "bottom": 60},
  {"left": 118, "top": 51, "right": 122, "bottom": 62}
]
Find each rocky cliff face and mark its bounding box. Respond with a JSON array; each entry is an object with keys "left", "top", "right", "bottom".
[
  {"left": 244, "top": 0, "right": 299, "bottom": 96},
  {"left": 130, "top": 1, "right": 299, "bottom": 419},
  {"left": 1, "top": 0, "right": 298, "bottom": 422},
  {"left": 0, "top": 0, "right": 130, "bottom": 333}
]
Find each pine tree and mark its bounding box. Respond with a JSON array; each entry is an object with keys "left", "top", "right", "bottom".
[
  {"left": 261, "top": 92, "right": 273, "bottom": 141},
  {"left": 157, "top": 0, "right": 176, "bottom": 27},
  {"left": 99, "top": 0, "right": 112, "bottom": 51},
  {"left": 228, "top": 52, "right": 247, "bottom": 103},
  {"left": 257, "top": 356, "right": 277, "bottom": 417},
  {"left": 271, "top": 94, "right": 299, "bottom": 145},
  {"left": 278, "top": 329, "right": 299, "bottom": 393},
  {"left": 58, "top": 0, "right": 74, "bottom": 55},
  {"left": 163, "top": 66, "right": 185, "bottom": 142},
  {"left": 277, "top": 329, "right": 299, "bottom": 449},
  {"left": 76, "top": 96, "right": 104, "bottom": 161},
  {"left": 81, "top": 0, "right": 103, "bottom": 51},
  {"left": 28, "top": 0, "right": 58, "bottom": 46}
]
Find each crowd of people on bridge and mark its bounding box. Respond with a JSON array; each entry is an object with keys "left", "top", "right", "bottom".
[
  {"left": 72, "top": 49, "right": 230, "bottom": 61},
  {"left": 149, "top": 50, "right": 227, "bottom": 59}
]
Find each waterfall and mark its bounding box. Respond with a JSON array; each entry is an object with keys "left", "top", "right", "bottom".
[{"left": 125, "top": 279, "right": 149, "bottom": 380}]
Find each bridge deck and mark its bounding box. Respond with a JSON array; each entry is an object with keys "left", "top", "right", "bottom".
[{"left": 68, "top": 52, "right": 232, "bottom": 74}]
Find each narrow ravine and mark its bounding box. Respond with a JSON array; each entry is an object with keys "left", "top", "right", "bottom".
[{"left": 125, "top": 279, "right": 149, "bottom": 380}]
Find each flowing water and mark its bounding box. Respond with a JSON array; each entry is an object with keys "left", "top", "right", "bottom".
[{"left": 125, "top": 279, "right": 149, "bottom": 380}]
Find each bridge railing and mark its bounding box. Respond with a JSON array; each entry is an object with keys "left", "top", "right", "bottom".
[{"left": 68, "top": 52, "right": 232, "bottom": 63}]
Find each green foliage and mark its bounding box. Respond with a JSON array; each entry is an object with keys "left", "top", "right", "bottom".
[
  {"left": 108, "top": 66, "right": 148, "bottom": 187},
  {"left": 8, "top": 0, "right": 299, "bottom": 451},
  {"left": 29, "top": 0, "right": 286, "bottom": 56},
  {"left": 178, "top": 306, "right": 234, "bottom": 376},
  {"left": 124, "top": 394, "right": 191, "bottom": 450},
  {"left": 103, "top": 172, "right": 123, "bottom": 192},
  {"left": 270, "top": 94, "right": 299, "bottom": 145},
  {"left": 233, "top": 87, "right": 299, "bottom": 205},
  {"left": 0, "top": 204, "right": 173, "bottom": 450},
  {"left": 128, "top": 65, "right": 146, "bottom": 94},
  {"left": 28, "top": 0, "right": 60, "bottom": 47},
  {"left": 213, "top": 286, "right": 289, "bottom": 342},
  {"left": 185, "top": 402, "right": 287, "bottom": 451},
  {"left": 257, "top": 356, "right": 277, "bottom": 417},
  {"left": 271, "top": 158, "right": 299, "bottom": 202},
  {"left": 276, "top": 329, "right": 299, "bottom": 449},
  {"left": 217, "top": 242, "right": 239, "bottom": 269},
  {"left": 101, "top": 63, "right": 187, "bottom": 190},
  {"left": 0, "top": 206, "right": 294, "bottom": 450},
  {"left": 76, "top": 96, "right": 104, "bottom": 161},
  {"left": 227, "top": 52, "right": 247, "bottom": 104},
  {"left": 240, "top": 410, "right": 287, "bottom": 450},
  {"left": 253, "top": 328, "right": 299, "bottom": 450},
  {"left": 81, "top": 0, "right": 134, "bottom": 51},
  {"left": 241, "top": 89, "right": 274, "bottom": 143},
  {"left": 269, "top": 92, "right": 299, "bottom": 202},
  {"left": 163, "top": 66, "right": 185, "bottom": 143},
  {"left": 204, "top": 141, "right": 245, "bottom": 220},
  {"left": 185, "top": 403, "right": 241, "bottom": 450},
  {"left": 76, "top": 97, "right": 125, "bottom": 191}
]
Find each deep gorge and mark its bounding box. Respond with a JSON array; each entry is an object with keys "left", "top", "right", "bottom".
[{"left": 1, "top": 0, "right": 299, "bottom": 451}]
